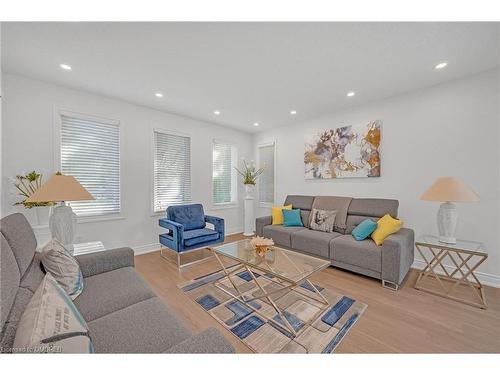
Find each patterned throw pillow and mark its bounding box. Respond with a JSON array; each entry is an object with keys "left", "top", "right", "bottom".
[
  {"left": 41, "top": 239, "right": 84, "bottom": 300},
  {"left": 309, "top": 209, "right": 337, "bottom": 233},
  {"left": 13, "top": 273, "right": 93, "bottom": 353}
]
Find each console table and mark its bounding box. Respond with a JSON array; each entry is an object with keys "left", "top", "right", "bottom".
[{"left": 414, "top": 235, "right": 487, "bottom": 309}]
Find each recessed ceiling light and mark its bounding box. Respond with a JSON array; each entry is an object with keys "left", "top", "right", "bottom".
[
  {"left": 155, "top": 93, "right": 163, "bottom": 98},
  {"left": 434, "top": 62, "right": 448, "bottom": 70},
  {"left": 59, "top": 64, "right": 72, "bottom": 71},
  {"left": 213, "top": 110, "right": 221, "bottom": 115},
  {"left": 253, "top": 122, "right": 259, "bottom": 127},
  {"left": 290, "top": 110, "right": 297, "bottom": 115},
  {"left": 347, "top": 92, "right": 356, "bottom": 97}
]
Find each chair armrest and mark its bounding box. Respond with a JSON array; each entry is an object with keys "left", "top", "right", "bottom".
[
  {"left": 205, "top": 215, "right": 225, "bottom": 238},
  {"left": 255, "top": 216, "right": 272, "bottom": 236},
  {"left": 75, "top": 247, "right": 134, "bottom": 278},
  {"left": 159, "top": 218, "right": 184, "bottom": 243},
  {"left": 381, "top": 228, "right": 415, "bottom": 285},
  {"left": 164, "top": 327, "right": 235, "bottom": 353}
]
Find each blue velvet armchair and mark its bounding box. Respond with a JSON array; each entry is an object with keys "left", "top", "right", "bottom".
[{"left": 159, "top": 204, "right": 225, "bottom": 268}]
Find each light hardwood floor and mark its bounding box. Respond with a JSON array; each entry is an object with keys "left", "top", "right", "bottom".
[{"left": 134, "top": 233, "right": 500, "bottom": 353}]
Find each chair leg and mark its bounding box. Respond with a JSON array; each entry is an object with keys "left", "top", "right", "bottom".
[{"left": 160, "top": 246, "right": 214, "bottom": 271}]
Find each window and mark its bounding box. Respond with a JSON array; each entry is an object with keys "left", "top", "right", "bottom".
[
  {"left": 212, "top": 141, "right": 237, "bottom": 205},
  {"left": 258, "top": 142, "right": 275, "bottom": 205},
  {"left": 153, "top": 130, "right": 191, "bottom": 212},
  {"left": 60, "top": 112, "right": 121, "bottom": 216}
]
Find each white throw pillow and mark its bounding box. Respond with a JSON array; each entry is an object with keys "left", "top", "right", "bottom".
[
  {"left": 41, "top": 239, "right": 84, "bottom": 300},
  {"left": 309, "top": 209, "right": 337, "bottom": 233},
  {"left": 13, "top": 273, "right": 93, "bottom": 353}
]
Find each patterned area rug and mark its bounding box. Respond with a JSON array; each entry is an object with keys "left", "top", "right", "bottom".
[{"left": 178, "top": 268, "right": 367, "bottom": 353}]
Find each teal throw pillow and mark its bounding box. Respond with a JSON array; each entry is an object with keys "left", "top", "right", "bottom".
[
  {"left": 352, "top": 219, "right": 377, "bottom": 241},
  {"left": 282, "top": 209, "right": 304, "bottom": 227}
]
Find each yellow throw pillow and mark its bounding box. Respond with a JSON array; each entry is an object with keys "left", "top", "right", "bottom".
[
  {"left": 271, "top": 205, "right": 293, "bottom": 225},
  {"left": 371, "top": 214, "right": 403, "bottom": 246}
]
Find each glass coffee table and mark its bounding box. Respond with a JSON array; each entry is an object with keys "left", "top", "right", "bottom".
[{"left": 210, "top": 239, "right": 330, "bottom": 337}]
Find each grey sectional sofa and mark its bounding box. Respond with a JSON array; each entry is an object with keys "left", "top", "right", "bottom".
[
  {"left": 256, "top": 195, "right": 414, "bottom": 290},
  {"left": 0, "top": 213, "right": 234, "bottom": 353}
]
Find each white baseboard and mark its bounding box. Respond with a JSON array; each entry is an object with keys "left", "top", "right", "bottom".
[
  {"left": 132, "top": 227, "right": 244, "bottom": 256},
  {"left": 411, "top": 259, "right": 500, "bottom": 288}
]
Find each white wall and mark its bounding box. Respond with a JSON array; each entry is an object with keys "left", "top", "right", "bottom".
[
  {"left": 254, "top": 69, "right": 500, "bottom": 282},
  {"left": 1, "top": 74, "right": 253, "bottom": 253}
]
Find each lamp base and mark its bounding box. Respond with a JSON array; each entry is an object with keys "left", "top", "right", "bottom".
[
  {"left": 437, "top": 202, "right": 457, "bottom": 245},
  {"left": 49, "top": 203, "right": 77, "bottom": 252}
]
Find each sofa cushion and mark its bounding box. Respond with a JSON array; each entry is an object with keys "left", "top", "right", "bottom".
[
  {"left": 14, "top": 273, "right": 93, "bottom": 353},
  {"left": 0, "top": 288, "right": 34, "bottom": 351},
  {"left": 41, "top": 239, "right": 83, "bottom": 300},
  {"left": 331, "top": 235, "right": 382, "bottom": 272},
  {"left": 283, "top": 209, "right": 304, "bottom": 227},
  {"left": 88, "top": 297, "right": 191, "bottom": 353},
  {"left": 309, "top": 208, "right": 337, "bottom": 233},
  {"left": 284, "top": 195, "right": 315, "bottom": 211},
  {"left": 1, "top": 234, "right": 20, "bottom": 329},
  {"left": 262, "top": 225, "right": 306, "bottom": 248},
  {"left": 0, "top": 213, "right": 37, "bottom": 276},
  {"left": 291, "top": 229, "right": 341, "bottom": 259},
  {"left": 167, "top": 203, "right": 206, "bottom": 231},
  {"left": 183, "top": 228, "right": 219, "bottom": 247},
  {"left": 347, "top": 198, "right": 399, "bottom": 218},
  {"left": 74, "top": 267, "right": 155, "bottom": 322}
]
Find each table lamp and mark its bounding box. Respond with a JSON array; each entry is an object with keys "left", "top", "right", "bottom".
[
  {"left": 26, "top": 173, "right": 94, "bottom": 250},
  {"left": 420, "top": 177, "right": 479, "bottom": 244}
]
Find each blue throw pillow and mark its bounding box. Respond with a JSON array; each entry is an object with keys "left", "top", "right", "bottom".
[
  {"left": 352, "top": 219, "right": 377, "bottom": 241},
  {"left": 283, "top": 209, "right": 304, "bottom": 227}
]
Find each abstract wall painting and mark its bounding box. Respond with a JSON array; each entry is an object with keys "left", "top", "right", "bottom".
[{"left": 304, "top": 120, "right": 381, "bottom": 179}]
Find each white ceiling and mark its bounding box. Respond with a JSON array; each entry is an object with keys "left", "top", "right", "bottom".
[{"left": 2, "top": 22, "right": 499, "bottom": 133}]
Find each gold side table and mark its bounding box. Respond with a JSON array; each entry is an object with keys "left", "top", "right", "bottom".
[{"left": 414, "top": 235, "right": 488, "bottom": 309}]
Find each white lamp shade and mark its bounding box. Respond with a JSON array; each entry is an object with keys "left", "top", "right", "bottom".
[{"left": 420, "top": 177, "right": 479, "bottom": 203}]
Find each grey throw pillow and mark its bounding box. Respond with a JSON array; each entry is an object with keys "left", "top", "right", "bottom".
[
  {"left": 309, "top": 209, "right": 337, "bottom": 233},
  {"left": 41, "top": 239, "right": 84, "bottom": 300},
  {"left": 13, "top": 273, "right": 93, "bottom": 353}
]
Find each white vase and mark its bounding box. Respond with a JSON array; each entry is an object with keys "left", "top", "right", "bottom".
[
  {"left": 244, "top": 184, "right": 254, "bottom": 199},
  {"left": 34, "top": 206, "right": 51, "bottom": 226}
]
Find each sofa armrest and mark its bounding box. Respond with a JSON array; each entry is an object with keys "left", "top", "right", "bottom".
[
  {"left": 205, "top": 215, "right": 225, "bottom": 238},
  {"left": 75, "top": 247, "right": 134, "bottom": 278},
  {"left": 256, "top": 216, "right": 272, "bottom": 236},
  {"left": 164, "top": 327, "right": 235, "bottom": 353},
  {"left": 381, "top": 228, "right": 415, "bottom": 285}
]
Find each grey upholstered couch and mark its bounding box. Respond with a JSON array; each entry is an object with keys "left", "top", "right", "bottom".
[
  {"left": 256, "top": 195, "right": 414, "bottom": 290},
  {"left": 0, "top": 213, "right": 234, "bottom": 353}
]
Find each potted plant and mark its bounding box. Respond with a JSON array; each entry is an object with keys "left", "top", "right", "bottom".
[
  {"left": 13, "top": 171, "right": 54, "bottom": 225},
  {"left": 235, "top": 159, "right": 264, "bottom": 197}
]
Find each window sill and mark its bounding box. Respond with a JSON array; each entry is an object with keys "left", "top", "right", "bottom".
[
  {"left": 77, "top": 215, "right": 126, "bottom": 224},
  {"left": 259, "top": 202, "right": 274, "bottom": 208},
  {"left": 210, "top": 203, "right": 240, "bottom": 211},
  {"left": 151, "top": 211, "right": 166, "bottom": 217}
]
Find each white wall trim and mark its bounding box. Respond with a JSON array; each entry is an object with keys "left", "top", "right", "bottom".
[
  {"left": 411, "top": 259, "right": 500, "bottom": 288},
  {"left": 132, "top": 228, "right": 244, "bottom": 256}
]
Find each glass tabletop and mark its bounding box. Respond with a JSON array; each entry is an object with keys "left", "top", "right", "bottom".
[
  {"left": 211, "top": 239, "right": 330, "bottom": 283},
  {"left": 416, "top": 235, "right": 486, "bottom": 254}
]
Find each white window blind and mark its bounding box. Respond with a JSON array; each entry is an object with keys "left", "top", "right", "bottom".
[
  {"left": 258, "top": 143, "right": 275, "bottom": 205},
  {"left": 60, "top": 113, "right": 121, "bottom": 216},
  {"left": 154, "top": 131, "right": 191, "bottom": 212},
  {"left": 212, "top": 141, "right": 237, "bottom": 205}
]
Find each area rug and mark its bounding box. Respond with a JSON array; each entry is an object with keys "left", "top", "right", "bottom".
[{"left": 178, "top": 268, "right": 367, "bottom": 353}]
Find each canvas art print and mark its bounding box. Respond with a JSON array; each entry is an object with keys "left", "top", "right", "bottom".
[{"left": 304, "top": 120, "right": 381, "bottom": 179}]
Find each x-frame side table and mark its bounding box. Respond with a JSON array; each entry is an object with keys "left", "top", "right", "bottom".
[{"left": 414, "top": 235, "right": 488, "bottom": 309}]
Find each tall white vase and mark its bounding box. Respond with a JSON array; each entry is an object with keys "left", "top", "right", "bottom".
[{"left": 243, "top": 184, "right": 255, "bottom": 236}]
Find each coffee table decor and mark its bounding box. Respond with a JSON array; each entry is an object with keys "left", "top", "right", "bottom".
[{"left": 178, "top": 240, "right": 367, "bottom": 353}]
